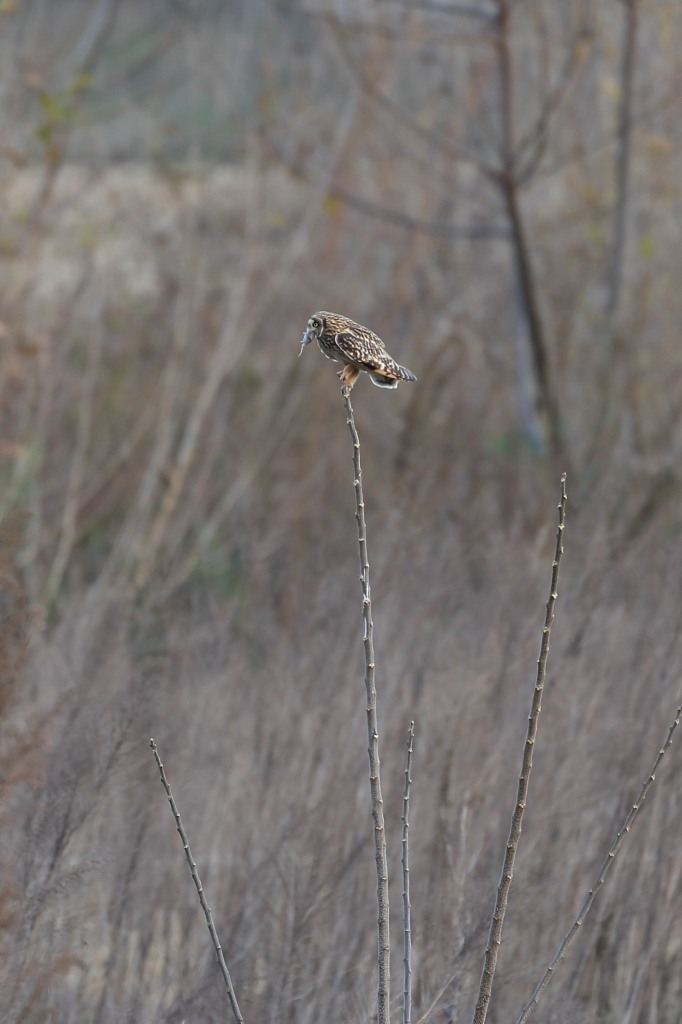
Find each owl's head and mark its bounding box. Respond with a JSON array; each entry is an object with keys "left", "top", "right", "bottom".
[{"left": 300, "top": 312, "right": 326, "bottom": 352}]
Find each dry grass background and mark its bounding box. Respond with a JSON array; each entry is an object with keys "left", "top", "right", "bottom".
[{"left": 1, "top": 2, "right": 682, "bottom": 1022}]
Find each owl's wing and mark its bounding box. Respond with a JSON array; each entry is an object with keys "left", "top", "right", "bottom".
[{"left": 334, "top": 331, "right": 390, "bottom": 372}]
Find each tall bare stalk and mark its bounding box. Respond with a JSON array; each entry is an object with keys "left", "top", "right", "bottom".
[
  {"left": 150, "top": 739, "right": 244, "bottom": 1024},
  {"left": 515, "top": 697, "right": 682, "bottom": 1024},
  {"left": 402, "top": 721, "right": 415, "bottom": 1024},
  {"left": 472, "top": 473, "right": 568, "bottom": 1024},
  {"left": 343, "top": 389, "right": 391, "bottom": 1024}
]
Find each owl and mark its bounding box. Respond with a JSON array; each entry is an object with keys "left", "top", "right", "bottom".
[{"left": 300, "top": 311, "right": 417, "bottom": 391}]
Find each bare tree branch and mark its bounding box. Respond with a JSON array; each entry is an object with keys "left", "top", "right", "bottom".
[
  {"left": 330, "top": 185, "right": 509, "bottom": 240},
  {"left": 515, "top": 23, "right": 591, "bottom": 185},
  {"left": 495, "top": 0, "right": 563, "bottom": 459},
  {"left": 377, "top": 0, "right": 497, "bottom": 20},
  {"left": 326, "top": 19, "right": 500, "bottom": 181}
]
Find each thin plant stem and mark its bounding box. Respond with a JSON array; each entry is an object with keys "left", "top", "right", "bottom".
[
  {"left": 343, "top": 388, "right": 391, "bottom": 1024},
  {"left": 403, "top": 721, "right": 415, "bottom": 1024},
  {"left": 149, "top": 738, "right": 244, "bottom": 1024},
  {"left": 472, "top": 473, "right": 568, "bottom": 1024},
  {"left": 515, "top": 698, "right": 682, "bottom": 1024}
]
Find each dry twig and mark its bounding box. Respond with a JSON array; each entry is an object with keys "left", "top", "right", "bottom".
[
  {"left": 343, "top": 388, "right": 391, "bottom": 1024},
  {"left": 150, "top": 738, "right": 244, "bottom": 1024},
  {"left": 402, "top": 721, "right": 415, "bottom": 1024},
  {"left": 472, "top": 473, "right": 568, "bottom": 1024},
  {"left": 515, "top": 698, "right": 682, "bottom": 1023}
]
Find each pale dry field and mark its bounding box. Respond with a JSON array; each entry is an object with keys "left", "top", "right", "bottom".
[{"left": 2, "top": 3, "right": 682, "bottom": 1023}]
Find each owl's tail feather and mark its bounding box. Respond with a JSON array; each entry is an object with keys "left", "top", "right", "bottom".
[{"left": 368, "top": 360, "right": 417, "bottom": 388}]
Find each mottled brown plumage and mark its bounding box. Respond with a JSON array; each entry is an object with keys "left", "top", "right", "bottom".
[{"left": 299, "top": 311, "right": 417, "bottom": 391}]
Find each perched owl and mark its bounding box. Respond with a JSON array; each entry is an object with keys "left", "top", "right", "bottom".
[{"left": 300, "top": 311, "right": 417, "bottom": 391}]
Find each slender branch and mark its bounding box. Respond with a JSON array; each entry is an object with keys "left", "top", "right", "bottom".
[
  {"left": 329, "top": 185, "right": 509, "bottom": 241},
  {"left": 496, "top": 0, "right": 514, "bottom": 172},
  {"left": 343, "top": 389, "right": 391, "bottom": 1024},
  {"left": 377, "top": 0, "right": 497, "bottom": 20},
  {"left": 472, "top": 473, "right": 568, "bottom": 1024},
  {"left": 515, "top": 698, "right": 682, "bottom": 1024},
  {"left": 327, "top": 21, "right": 499, "bottom": 181},
  {"left": 495, "top": 0, "right": 562, "bottom": 460},
  {"left": 402, "top": 721, "right": 415, "bottom": 1024},
  {"left": 149, "top": 739, "right": 245, "bottom": 1024},
  {"left": 515, "top": 28, "right": 589, "bottom": 186},
  {"left": 502, "top": 179, "right": 562, "bottom": 456}
]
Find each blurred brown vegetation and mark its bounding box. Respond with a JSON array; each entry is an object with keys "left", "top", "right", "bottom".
[{"left": 1, "top": 1, "right": 682, "bottom": 1022}]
